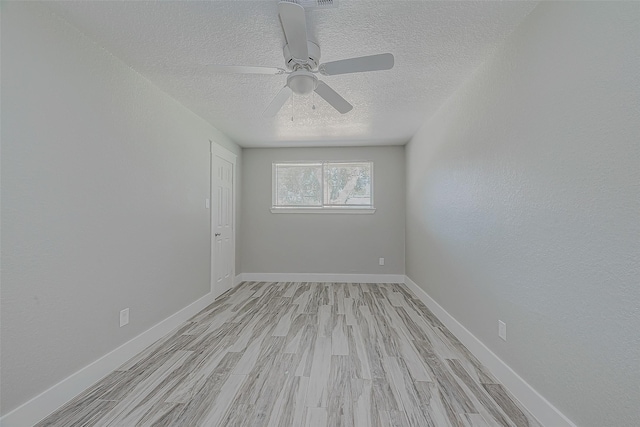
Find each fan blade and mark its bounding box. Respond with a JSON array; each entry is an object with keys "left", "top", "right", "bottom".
[
  {"left": 208, "top": 65, "right": 286, "bottom": 75},
  {"left": 263, "top": 86, "right": 293, "bottom": 117},
  {"left": 319, "top": 53, "right": 394, "bottom": 76},
  {"left": 278, "top": 1, "right": 309, "bottom": 62},
  {"left": 314, "top": 81, "right": 353, "bottom": 114}
]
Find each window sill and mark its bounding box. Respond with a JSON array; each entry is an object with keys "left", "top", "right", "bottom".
[{"left": 270, "top": 207, "right": 376, "bottom": 215}]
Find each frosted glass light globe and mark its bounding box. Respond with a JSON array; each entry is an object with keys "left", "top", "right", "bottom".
[{"left": 287, "top": 71, "right": 317, "bottom": 95}]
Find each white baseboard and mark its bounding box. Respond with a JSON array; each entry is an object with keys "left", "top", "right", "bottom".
[
  {"left": 0, "top": 292, "right": 217, "bottom": 427},
  {"left": 403, "top": 276, "right": 576, "bottom": 427},
  {"left": 237, "top": 272, "right": 405, "bottom": 284}
]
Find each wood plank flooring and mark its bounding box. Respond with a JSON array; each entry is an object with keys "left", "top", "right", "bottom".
[{"left": 37, "top": 282, "right": 542, "bottom": 427}]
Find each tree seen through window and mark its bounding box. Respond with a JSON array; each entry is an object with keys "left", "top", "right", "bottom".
[{"left": 273, "top": 162, "right": 373, "bottom": 208}]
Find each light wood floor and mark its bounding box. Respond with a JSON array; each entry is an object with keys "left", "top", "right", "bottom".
[{"left": 37, "top": 282, "right": 541, "bottom": 427}]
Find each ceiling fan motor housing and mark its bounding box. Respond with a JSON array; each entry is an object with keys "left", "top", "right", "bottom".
[
  {"left": 284, "top": 41, "right": 321, "bottom": 70},
  {"left": 287, "top": 70, "right": 318, "bottom": 95}
]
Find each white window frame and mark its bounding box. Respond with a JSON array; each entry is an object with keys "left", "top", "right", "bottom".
[{"left": 271, "top": 161, "right": 375, "bottom": 214}]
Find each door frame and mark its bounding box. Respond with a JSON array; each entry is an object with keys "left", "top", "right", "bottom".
[{"left": 210, "top": 141, "right": 237, "bottom": 297}]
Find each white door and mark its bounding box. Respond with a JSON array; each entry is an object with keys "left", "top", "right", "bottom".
[{"left": 211, "top": 144, "right": 236, "bottom": 298}]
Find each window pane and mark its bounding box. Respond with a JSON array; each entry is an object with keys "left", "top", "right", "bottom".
[
  {"left": 324, "top": 162, "right": 372, "bottom": 206},
  {"left": 275, "top": 164, "right": 322, "bottom": 206}
]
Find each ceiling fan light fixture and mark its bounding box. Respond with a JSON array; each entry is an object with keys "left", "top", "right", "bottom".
[
  {"left": 287, "top": 71, "right": 318, "bottom": 95},
  {"left": 207, "top": 0, "right": 393, "bottom": 116}
]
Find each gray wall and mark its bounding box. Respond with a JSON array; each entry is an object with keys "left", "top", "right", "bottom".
[
  {"left": 405, "top": 2, "right": 639, "bottom": 426},
  {"left": 240, "top": 146, "right": 405, "bottom": 275},
  {"left": 0, "top": 2, "right": 241, "bottom": 415}
]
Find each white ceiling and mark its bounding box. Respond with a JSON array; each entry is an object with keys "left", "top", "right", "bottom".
[{"left": 48, "top": 1, "right": 537, "bottom": 148}]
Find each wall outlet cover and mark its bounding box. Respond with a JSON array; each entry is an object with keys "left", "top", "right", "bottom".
[
  {"left": 120, "top": 308, "right": 130, "bottom": 327},
  {"left": 498, "top": 320, "right": 507, "bottom": 341}
]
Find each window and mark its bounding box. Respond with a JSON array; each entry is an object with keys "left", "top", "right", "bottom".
[{"left": 272, "top": 161, "right": 374, "bottom": 213}]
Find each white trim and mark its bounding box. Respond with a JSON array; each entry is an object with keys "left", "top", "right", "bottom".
[
  {"left": 0, "top": 292, "right": 217, "bottom": 427},
  {"left": 270, "top": 207, "right": 375, "bottom": 214},
  {"left": 238, "top": 273, "right": 404, "bottom": 284},
  {"left": 211, "top": 142, "right": 237, "bottom": 163},
  {"left": 403, "top": 275, "right": 577, "bottom": 427},
  {"left": 210, "top": 141, "right": 237, "bottom": 299},
  {"left": 234, "top": 274, "right": 244, "bottom": 286}
]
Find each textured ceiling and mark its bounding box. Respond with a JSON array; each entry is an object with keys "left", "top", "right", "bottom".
[{"left": 48, "top": 1, "right": 538, "bottom": 147}]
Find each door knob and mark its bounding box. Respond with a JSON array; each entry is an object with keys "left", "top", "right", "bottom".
[{"left": 215, "top": 233, "right": 221, "bottom": 237}]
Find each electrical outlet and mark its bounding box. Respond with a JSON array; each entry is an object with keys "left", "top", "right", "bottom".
[
  {"left": 120, "top": 308, "right": 129, "bottom": 327},
  {"left": 205, "top": 198, "right": 210, "bottom": 209},
  {"left": 498, "top": 320, "right": 507, "bottom": 341},
  {"left": 379, "top": 257, "right": 385, "bottom": 266}
]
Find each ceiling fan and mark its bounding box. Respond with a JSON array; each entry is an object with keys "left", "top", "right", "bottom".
[{"left": 208, "top": 0, "right": 394, "bottom": 117}]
